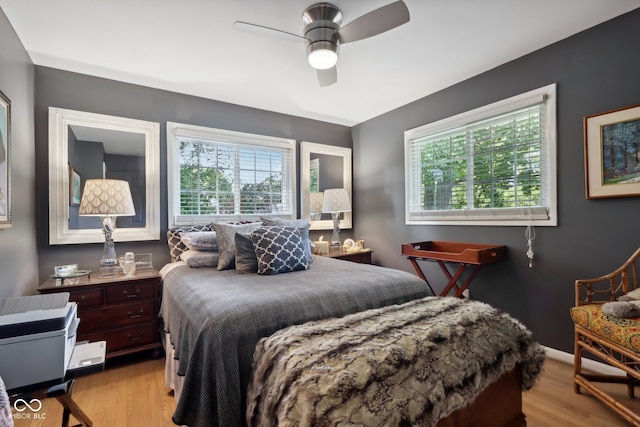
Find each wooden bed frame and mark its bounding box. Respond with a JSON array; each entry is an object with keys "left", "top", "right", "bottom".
[{"left": 437, "top": 366, "right": 525, "bottom": 427}]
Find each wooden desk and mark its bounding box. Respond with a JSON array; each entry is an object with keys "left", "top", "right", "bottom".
[{"left": 402, "top": 241, "right": 506, "bottom": 297}]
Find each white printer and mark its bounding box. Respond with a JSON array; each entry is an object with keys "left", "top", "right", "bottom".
[{"left": 0, "top": 293, "right": 79, "bottom": 391}]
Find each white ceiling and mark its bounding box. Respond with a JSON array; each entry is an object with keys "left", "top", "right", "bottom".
[{"left": 2, "top": 1, "right": 639, "bottom": 126}]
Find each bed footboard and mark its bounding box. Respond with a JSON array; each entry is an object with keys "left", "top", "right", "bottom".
[
  {"left": 247, "top": 296, "right": 543, "bottom": 427},
  {"left": 437, "top": 366, "right": 525, "bottom": 427}
]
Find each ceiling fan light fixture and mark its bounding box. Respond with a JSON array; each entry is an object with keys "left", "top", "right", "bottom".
[
  {"left": 233, "top": 1, "right": 410, "bottom": 86},
  {"left": 307, "top": 41, "right": 338, "bottom": 70}
]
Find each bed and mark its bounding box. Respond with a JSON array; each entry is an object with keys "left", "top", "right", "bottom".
[{"left": 159, "top": 223, "right": 543, "bottom": 427}]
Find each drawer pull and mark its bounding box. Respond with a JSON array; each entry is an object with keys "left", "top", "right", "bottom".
[
  {"left": 122, "top": 289, "right": 141, "bottom": 298},
  {"left": 128, "top": 331, "right": 145, "bottom": 341},
  {"left": 127, "top": 309, "right": 144, "bottom": 319}
]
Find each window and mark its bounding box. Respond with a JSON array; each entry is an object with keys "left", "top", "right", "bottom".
[
  {"left": 404, "top": 84, "right": 557, "bottom": 226},
  {"left": 167, "top": 122, "right": 296, "bottom": 226}
]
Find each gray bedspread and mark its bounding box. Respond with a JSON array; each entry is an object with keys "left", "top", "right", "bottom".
[{"left": 159, "top": 256, "right": 430, "bottom": 427}]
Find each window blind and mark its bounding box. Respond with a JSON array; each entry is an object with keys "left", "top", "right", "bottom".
[
  {"left": 167, "top": 122, "right": 295, "bottom": 226},
  {"left": 405, "top": 84, "right": 556, "bottom": 225}
]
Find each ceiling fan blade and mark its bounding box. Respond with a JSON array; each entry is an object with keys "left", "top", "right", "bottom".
[
  {"left": 317, "top": 67, "right": 337, "bottom": 87},
  {"left": 233, "top": 21, "right": 307, "bottom": 43},
  {"left": 338, "top": 1, "right": 410, "bottom": 44}
]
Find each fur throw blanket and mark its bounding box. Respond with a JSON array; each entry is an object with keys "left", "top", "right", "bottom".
[{"left": 246, "top": 296, "right": 545, "bottom": 427}]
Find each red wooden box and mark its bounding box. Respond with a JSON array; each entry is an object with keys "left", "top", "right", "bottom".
[{"left": 401, "top": 241, "right": 507, "bottom": 265}]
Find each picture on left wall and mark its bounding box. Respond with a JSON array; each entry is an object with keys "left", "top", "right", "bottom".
[{"left": 0, "top": 90, "right": 10, "bottom": 229}]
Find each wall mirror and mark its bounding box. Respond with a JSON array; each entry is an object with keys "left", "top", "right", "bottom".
[
  {"left": 300, "top": 141, "right": 352, "bottom": 230},
  {"left": 49, "top": 107, "right": 160, "bottom": 244}
]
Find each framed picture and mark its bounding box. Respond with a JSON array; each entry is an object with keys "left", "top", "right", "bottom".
[
  {"left": 0, "top": 90, "right": 10, "bottom": 229},
  {"left": 69, "top": 167, "right": 81, "bottom": 206},
  {"left": 585, "top": 104, "right": 640, "bottom": 199}
]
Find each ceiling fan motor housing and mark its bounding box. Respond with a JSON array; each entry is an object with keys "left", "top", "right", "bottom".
[{"left": 303, "top": 3, "right": 342, "bottom": 69}]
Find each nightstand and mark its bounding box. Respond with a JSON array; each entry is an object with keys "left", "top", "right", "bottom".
[
  {"left": 317, "top": 248, "right": 373, "bottom": 264},
  {"left": 38, "top": 269, "right": 162, "bottom": 359}
]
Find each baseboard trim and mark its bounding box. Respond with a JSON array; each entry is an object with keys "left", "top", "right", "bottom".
[{"left": 544, "top": 346, "right": 625, "bottom": 376}]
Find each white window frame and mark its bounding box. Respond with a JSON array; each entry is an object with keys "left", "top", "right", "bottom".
[
  {"left": 404, "top": 83, "right": 557, "bottom": 226},
  {"left": 167, "top": 122, "right": 296, "bottom": 227}
]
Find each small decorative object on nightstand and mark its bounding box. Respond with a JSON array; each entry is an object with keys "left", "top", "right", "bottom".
[
  {"left": 122, "top": 252, "right": 136, "bottom": 276},
  {"left": 39, "top": 269, "right": 162, "bottom": 359},
  {"left": 51, "top": 264, "right": 91, "bottom": 285}
]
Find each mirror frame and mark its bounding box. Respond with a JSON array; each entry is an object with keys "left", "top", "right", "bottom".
[
  {"left": 300, "top": 141, "right": 352, "bottom": 231},
  {"left": 48, "top": 107, "right": 160, "bottom": 244}
]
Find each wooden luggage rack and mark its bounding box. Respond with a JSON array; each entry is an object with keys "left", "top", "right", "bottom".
[{"left": 402, "top": 241, "right": 507, "bottom": 297}]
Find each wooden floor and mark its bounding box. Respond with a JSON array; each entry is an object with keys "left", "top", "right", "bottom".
[
  {"left": 10, "top": 354, "right": 640, "bottom": 426},
  {"left": 524, "top": 358, "right": 640, "bottom": 427},
  {"left": 11, "top": 352, "right": 176, "bottom": 427}
]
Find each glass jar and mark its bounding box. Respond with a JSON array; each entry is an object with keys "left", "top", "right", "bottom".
[{"left": 123, "top": 252, "right": 136, "bottom": 276}]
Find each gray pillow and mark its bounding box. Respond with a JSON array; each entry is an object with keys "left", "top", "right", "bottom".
[
  {"left": 251, "top": 226, "right": 309, "bottom": 275},
  {"left": 260, "top": 217, "right": 312, "bottom": 262},
  {"left": 603, "top": 301, "right": 640, "bottom": 318},
  {"left": 180, "top": 250, "right": 220, "bottom": 268},
  {"left": 234, "top": 233, "right": 258, "bottom": 274},
  {"left": 181, "top": 231, "right": 218, "bottom": 251},
  {"left": 211, "top": 222, "right": 262, "bottom": 270}
]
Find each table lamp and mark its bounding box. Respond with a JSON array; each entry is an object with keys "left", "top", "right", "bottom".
[
  {"left": 79, "top": 179, "right": 135, "bottom": 271},
  {"left": 321, "top": 188, "right": 351, "bottom": 246}
]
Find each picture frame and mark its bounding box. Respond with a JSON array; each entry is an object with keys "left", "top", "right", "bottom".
[
  {"left": 584, "top": 103, "right": 640, "bottom": 199},
  {"left": 0, "top": 90, "right": 11, "bottom": 229},
  {"left": 69, "top": 166, "right": 81, "bottom": 206}
]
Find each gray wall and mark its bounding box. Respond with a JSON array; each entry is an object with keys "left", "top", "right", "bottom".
[
  {"left": 0, "top": 9, "right": 37, "bottom": 300},
  {"left": 10, "top": 4, "right": 640, "bottom": 355},
  {"left": 352, "top": 9, "right": 640, "bottom": 354},
  {"left": 34, "top": 67, "right": 352, "bottom": 281}
]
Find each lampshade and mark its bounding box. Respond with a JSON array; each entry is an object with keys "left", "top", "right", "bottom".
[
  {"left": 79, "top": 179, "right": 136, "bottom": 217},
  {"left": 322, "top": 188, "right": 351, "bottom": 213},
  {"left": 310, "top": 191, "right": 324, "bottom": 214},
  {"left": 307, "top": 41, "right": 338, "bottom": 70}
]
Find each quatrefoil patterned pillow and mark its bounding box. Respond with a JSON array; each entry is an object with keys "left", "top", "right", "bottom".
[{"left": 251, "top": 226, "right": 309, "bottom": 275}]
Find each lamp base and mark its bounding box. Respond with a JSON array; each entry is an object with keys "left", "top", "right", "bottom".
[
  {"left": 100, "top": 218, "right": 118, "bottom": 276},
  {"left": 330, "top": 212, "right": 341, "bottom": 246}
]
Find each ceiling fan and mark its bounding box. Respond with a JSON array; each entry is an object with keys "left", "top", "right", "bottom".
[{"left": 233, "top": 1, "right": 410, "bottom": 87}]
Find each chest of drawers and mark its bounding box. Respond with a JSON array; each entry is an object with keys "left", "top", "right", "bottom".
[{"left": 39, "top": 270, "right": 162, "bottom": 359}]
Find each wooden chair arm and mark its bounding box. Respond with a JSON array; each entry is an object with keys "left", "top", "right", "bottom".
[{"left": 575, "top": 247, "right": 640, "bottom": 306}]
